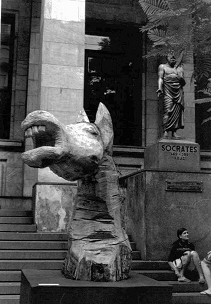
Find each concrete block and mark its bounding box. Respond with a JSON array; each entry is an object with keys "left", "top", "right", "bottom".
[
  {"left": 15, "top": 90, "right": 27, "bottom": 105},
  {"left": 31, "top": 17, "right": 40, "bottom": 33},
  {"left": 14, "top": 105, "right": 25, "bottom": 121},
  {"left": 146, "top": 100, "right": 158, "bottom": 115},
  {"left": 5, "top": 167, "right": 23, "bottom": 196},
  {"left": 183, "top": 122, "right": 196, "bottom": 141},
  {"left": 146, "top": 87, "right": 157, "bottom": 100},
  {"left": 20, "top": 270, "right": 172, "bottom": 304},
  {"left": 40, "top": 87, "right": 83, "bottom": 115},
  {"left": 30, "top": 33, "right": 37, "bottom": 49},
  {"left": 17, "top": 46, "right": 29, "bottom": 61},
  {"left": 46, "top": 0, "right": 85, "bottom": 22},
  {"left": 28, "top": 80, "right": 39, "bottom": 96},
  {"left": 17, "top": 61, "right": 28, "bottom": 76},
  {"left": 32, "top": 0, "right": 42, "bottom": 18},
  {"left": 184, "top": 107, "right": 195, "bottom": 123},
  {"left": 19, "top": 3, "right": 31, "bottom": 17},
  {"left": 124, "top": 170, "right": 211, "bottom": 260},
  {"left": 184, "top": 80, "right": 195, "bottom": 94},
  {"left": 26, "top": 96, "right": 39, "bottom": 112},
  {"left": 146, "top": 128, "right": 159, "bottom": 147},
  {"left": 42, "top": 41, "right": 79, "bottom": 66},
  {"left": 13, "top": 121, "right": 24, "bottom": 140},
  {"left": 184, "top": 93, "right": 195, "bottom": 107},
  {"left": 146, "top": 114, "right": 158, "bottom": 129},
  {"left": 43, "top": 19, "right": 85, "bottom": 44},
  {"left": 28, "top": 64, "right": 39, "bottom": 80},
  {"left": 41, "top": 64, "right": 84, "bottom": 89},
  {"left": 16, "top": 75, "right": 27, "bottom": 91},
  {"left": 144, "top": 138, "right": 200, "bottom": 172},
  {"left": 29, "top": 48, "right": 40, "bottom": 64},
  {"left": 23, "top": 178, "right": 37, "bottom": 197},
  {"left": 33, "top": 183, "right": 77, "bottom": 232}
]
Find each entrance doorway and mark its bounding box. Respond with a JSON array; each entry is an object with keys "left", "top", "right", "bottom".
[{"left": 84, "top": 24, "right": 143, "bottom": 146}]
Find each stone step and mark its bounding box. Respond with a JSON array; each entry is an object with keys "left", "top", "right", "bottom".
[
  {"left": 0, "top": 232, "right": 67, "bottom": 241},
  {"left": 0, "top": 197, "right": 32, "bottom": 210},
  {"left": 0, "top": 217, "right": 33, "bottom": 224},
  {"left": 0, "top": 241, "right": 68, "bottom": 250},
  {"left": 0, "top": 250, "right": 66, "bottom": 260},
  {"left": 168, "top": 281, "right": 207, "bottom": 293},
  {"left": 135, "top": 269, "right": 176, "bottom": 281},
  {"left": 0, "top": 211, "right": 32, "bottom": 217},
  {"left": 0, "top": 271, "right": 21, "bottom": 282},
  {"left": 0, "top": 295, "right": 19, "bottom": 304},
  {"left": 0, "top": 250, "right": 139, "bottom": 260},
  {"left": 131, "top": 260, "right": 169, "bottom": 270},
  {"left": 0, "top": 260, "right": 63, "bottom": 270},
  {"left": 0, "top": 283, "right": 20, "bottom": 295},
  {"left": 0, "top": 225, "right": 37, "bottom": 232},
  {"left": 173, "top": 292, "right": 211, "bottom": 304}
]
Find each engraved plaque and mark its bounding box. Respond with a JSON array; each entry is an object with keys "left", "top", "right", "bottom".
[
  {"left": 144, "top": 140, "right": 200, "bottom": 172},
  {"left": 166, "top": 180, "right": 203, "bottom": 192}
]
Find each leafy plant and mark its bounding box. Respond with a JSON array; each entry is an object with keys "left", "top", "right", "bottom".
[
  {"left": 139, "top": 0, "right": 211, "bottom": 65},
  {"left": 139, "top": 0, "right": 211, "bottom": 137}
]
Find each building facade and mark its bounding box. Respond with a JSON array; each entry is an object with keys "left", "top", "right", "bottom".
[{"left": 0, "top": 0, "right": 205, "bottom": 203}]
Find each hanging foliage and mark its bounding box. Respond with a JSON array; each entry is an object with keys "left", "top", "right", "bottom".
[{"left": 139, "top": 0, "right": 211, "bottom": 64}]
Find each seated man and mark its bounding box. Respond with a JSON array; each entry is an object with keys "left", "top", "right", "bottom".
[
  {"left": 200, "top": 251, "right": 211, "bottom": 296},
  {"left": 168, "top": 228, "right": 205, "bottom": 283}
]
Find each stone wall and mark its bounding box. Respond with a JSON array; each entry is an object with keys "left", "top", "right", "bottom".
[
  {"left": 123, "top": 170, "right": 211, "bottom": 261},
  {"left": 33, "top": 183, "right": 77, "bottom": 232}
]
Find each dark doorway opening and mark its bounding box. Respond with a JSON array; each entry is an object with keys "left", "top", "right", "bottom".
[{"left": 84, "top": 23, "right": 143, "bottom": 146}]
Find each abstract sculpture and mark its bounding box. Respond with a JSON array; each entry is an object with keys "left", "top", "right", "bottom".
[{"left": 21, "top": 103, "right": 132, "bottom": 281}]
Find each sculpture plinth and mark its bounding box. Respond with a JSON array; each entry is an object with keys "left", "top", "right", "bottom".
[
  {"left": 20, "top": 269, "right": 172, "bottom": 304},
  {"left": 144, "top": 138, "right": 200, "bottom": 172}
]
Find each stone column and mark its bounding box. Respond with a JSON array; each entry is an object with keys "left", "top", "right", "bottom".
[
  {"left": 23, "top": 0, "right": 85, "bottom": 229},
  {"left": 39, "top": 0, "right": 85, "bottom": 115},
  {"left": 37, "top": 0, "right": 85, "bottom": 182}
]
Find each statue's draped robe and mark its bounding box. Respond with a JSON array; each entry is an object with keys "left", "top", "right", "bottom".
[{"left": 163, "top": 73, "right": 184, "bottom": 132}]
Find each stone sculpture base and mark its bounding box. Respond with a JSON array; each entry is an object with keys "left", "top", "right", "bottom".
[
  {"left": 20, "top": 269, "right": 172, "bottom": 304},
  {"left": 144, "top": 138, "right": 200, "bottom": 172}
]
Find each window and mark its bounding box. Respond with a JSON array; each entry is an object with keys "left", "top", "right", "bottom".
[
  {"left": 84, "top": 22, "right": 143, "bottom": 146},
  {"left": 0, "top": 13, "right": 15, "bottom": 139}
]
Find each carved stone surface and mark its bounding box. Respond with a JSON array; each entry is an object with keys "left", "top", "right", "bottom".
[
  {"left": 33, "top": 183, "right": 77, "bottom": 232},
  {"left": 144, "top": 138, "right": 200, "bottom": 172},
  {"left": 21, "top": 103, "right": 132, "bottom": 281}
]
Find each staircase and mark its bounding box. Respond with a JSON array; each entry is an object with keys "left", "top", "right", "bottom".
[
  {"left": 132, "top": 261, "right": 211, "bottom": 304},
  {"left": 0, "top": 207, "right": 209, "bottom": 304},
  {"left": 0, "top": 208, "right": 67, "bottom": 304}
]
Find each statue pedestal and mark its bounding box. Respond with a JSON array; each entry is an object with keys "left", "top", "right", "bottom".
[
  {"left": 124, "top": 139, "right": 211, "bottom": 261},
  {"left": 144, "top": 139, "right": 200, "bottom": 172},
  {"left": 20, "top": 269, "right": 172, "bottom": 304}
]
